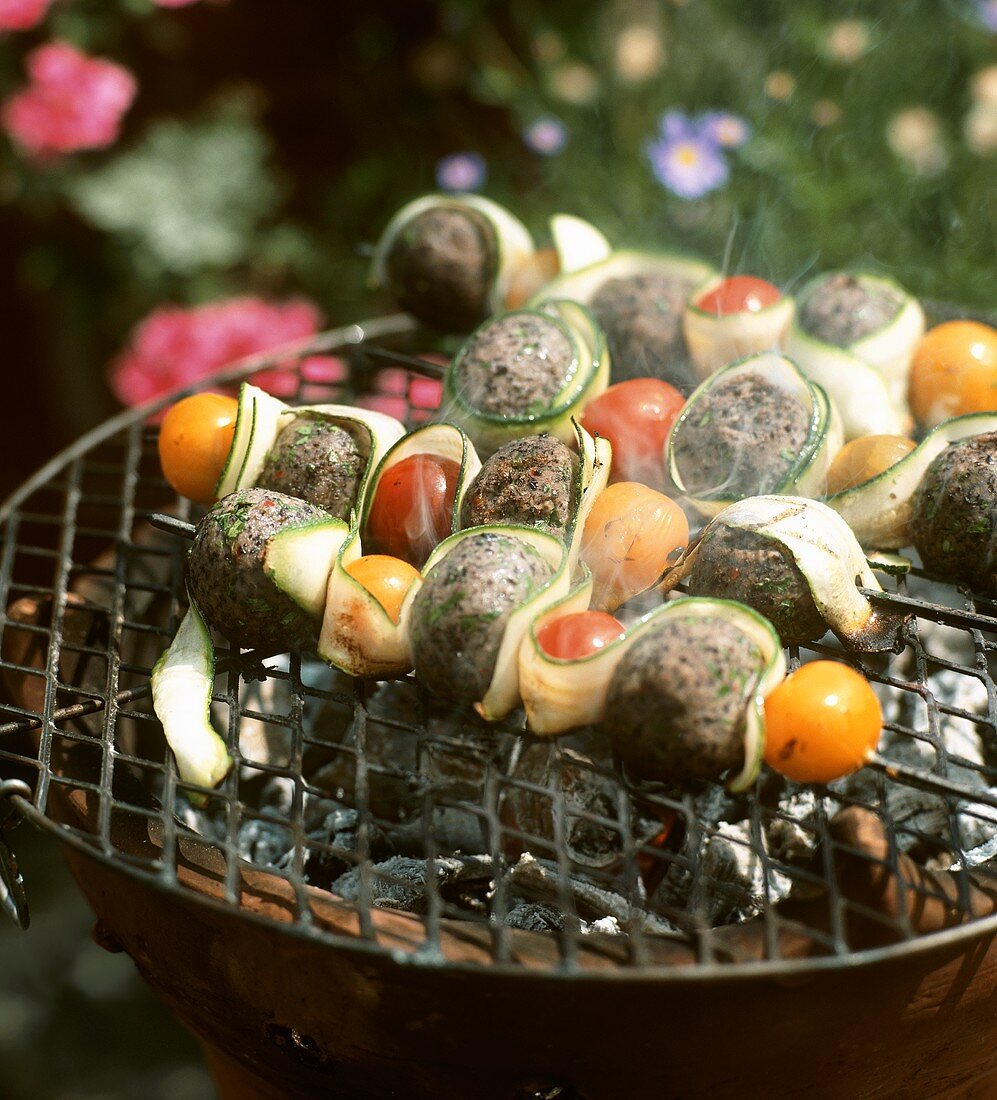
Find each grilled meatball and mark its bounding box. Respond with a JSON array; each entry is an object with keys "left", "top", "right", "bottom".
[
  {"left": 910, "top": 432, "right": 997, "bottom": 592},
  {"left": 410, "top": 532, "right": 553, "bottom": 704},
  {"left": 590, "top": 273, "right": 699, "bottom": 389},
  {"left": 459, "top": 435, "right": 579, "bottom": 540},
  {"left": 685, "top": 524, "right": 827, "bottom": 646},
  {"left": 257, "top": 416, "right": 364, "bottom": 520},
  {"left": 453, "top": 312, "right": 576, "bottom": 418},
  {"left": 798, "top": 273, "right": 902, "bottom": 347},
  {"left": 604, "top": 615, "right": 763, "bottom": 783},
  {"left": 672, "top": 374, "right": 812, "bottom": 499},
  {"left": 187, "top": 488, "right": 330, "bottom": 650},
  {"left": 384, "top": 206, "right": 498, "bottom": 331}
]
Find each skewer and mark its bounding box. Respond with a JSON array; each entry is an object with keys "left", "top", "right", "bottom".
[
  {"left": 362, "top": 344, "right": 448, "bottom": 378},
  {"left": 148, "top": 513, "right": 197, "bottom": 540},
  {"left": 867, "top": 752, "right": 997, "bottom": 812}
]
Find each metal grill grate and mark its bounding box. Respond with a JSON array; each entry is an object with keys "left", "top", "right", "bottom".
[{"left": 2, "top": 314, "right": 997, "bottom": 976}]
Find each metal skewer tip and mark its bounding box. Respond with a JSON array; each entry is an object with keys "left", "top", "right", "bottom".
[{"left": 148, "top": 513, "right": 197, "bottom": 540}]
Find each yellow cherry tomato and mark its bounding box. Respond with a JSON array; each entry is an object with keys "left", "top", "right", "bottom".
[
  {"left": 825, "top": 434, "right": 917, "bottom": 495},
  {"left": 581, "top": 482, "right": 689, "bottom": 611},
  {"left": 763, "top": 661, "right": 882, "bottom": 784},
  {"left": 158, "top": 393, "right": 239, "bottom": 504},
  {"left": 345, "top": 554, "right": 421, "bottom": 623},
  {"left": 909, "top": 320, "right": 997, "bottom": 428}
]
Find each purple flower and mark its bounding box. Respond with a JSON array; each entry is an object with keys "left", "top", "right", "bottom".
[
  {"left": 435, "top": 152, "right": 487, "bottom": 193},
  {"left": 977, "top": 0, "right": 997, "bottom": 31},
  {"left": 646, "top": 134, "right": 730, "bottom": 200},
  {"left": 698, "top": 110, "right": 752, "bottom": 149},
  {"left": 524, "top": 115, "right": 568, "bottom": 156},
  {"left": 658, "top": 109, "right": 697, "bottom": 142}
]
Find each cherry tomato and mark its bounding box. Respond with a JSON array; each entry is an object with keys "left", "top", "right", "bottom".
[
  {"left": 581, "top": 482, "right": 689, "bottom": 612},
  {"left": 536, "top": 611, "right": 626, "bottom": 660},
  {"left": 696, "top": 276, "right": 781, "bottom": 317},
  {"left": 825, "top": 434, "right": 917, "bottom": 495},
  {"left": 763, "top": 661, "right": 882, "bottom": 784},
  {"left": 580, "top": 379, "right": 685, "bottom": 489},
  {"left": 344, "top": 554, "right": 421, "bottom": 623},
  {"left": 365, "top": 455, "right": 461, "bottom": 567},
  {"left": 505, "top": 248, "right": 559, "bottom": 310},
  {"left": 158, "top": 393, "right": 239, "bottom": 504},
  {"left": 909, "top": 320, "right": 997, "bottom": 427}
]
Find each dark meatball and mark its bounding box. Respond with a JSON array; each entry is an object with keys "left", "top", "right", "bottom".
[
  {"left": 910, "top": 432, "right": 997, "bottom": 592},
  {"left": 798, "top": 273, "right": 902, "bottom": 347},
  {"left": 410, "top": 532, "right": 553, "bottom": 704},
  {"left": 453, "top": 312, "right": 577, "bottom": 418},
  {"left": 187, "top": 488, "right": 330, "bottom": 650},
  {"left": 384, "top": 206, "right": 498, "bottom": 331},
  {"left": 459, "top": 435, "right": 579, "bottom": 540},
  {"left": 685, "top": 525, "right": 827, "bottom": 646},
  {"left": 672, "top": 374, "right": 812, "bottom": 499},
  {"left": 590, "top": 273, "right": 699, "bottom": 389},
  {"left": 604, "top": 616, "right": 762, "bottom": 783},
  {"left": 257, "top": 416, "right": 365, "bottom": 520}
]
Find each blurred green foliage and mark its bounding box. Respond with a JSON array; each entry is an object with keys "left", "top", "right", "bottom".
[{"left": 0, "top": 0, "right": 994, "bottom": 419}]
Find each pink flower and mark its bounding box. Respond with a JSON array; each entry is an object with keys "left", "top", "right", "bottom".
[
  {"left": 0, "top": 0, "right": 54, "bottom": 31},
  {"left": 109, "top": 297, "right": 325, "bottom": 407},
  {"left": 2, "top": 42, "right": 136, "bottom": 158}
]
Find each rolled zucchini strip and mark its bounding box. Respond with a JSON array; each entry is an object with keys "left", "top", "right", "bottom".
[
  {"left": 413, "top": 525, "right": 572, "bottom": 721},
  {"left": 360, "top": 421, "right": 481, "bottom": 545},
  {"left": 150, "top": 592, "right": 232, "bottom": 789},
  {"left": 827, "top": 412, "right": 997, "bottom": 549},
  {"left": 664, "top": 495, "right": 906, "bottom": 652},
  {"left": 520, "top": 593, "right": 784, "bottom": 790},
  {"left": 783, "top": 272, "right": 925, "bottom": 440},
  {"left": 683, "top": 277, "right": 795, "bottom": 380},
  {"left": 216, "top": 382, "right": 405, "bottom": 517},
  {"left": 666, "top": 353, "right": 842, "bottom": 519},
  {"left": 318, "top": 529, "right": 418, "bottom": 679},
  {"left": 549, "top": 213, "right": 612, "bottom": 276},
  {"left": 443, "top": 301, "right": 609, "bottom": 458},
  {"left": 370, "top": 193, "right": 535, "bottom": 316}
]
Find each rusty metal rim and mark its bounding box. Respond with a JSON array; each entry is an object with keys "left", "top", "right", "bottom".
[{"left": 13, "top": 792, "right": 997, "bottom": 984}]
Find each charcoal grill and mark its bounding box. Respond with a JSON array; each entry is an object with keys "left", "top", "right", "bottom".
[{"left": 3, "top": 309, "right": 997, "bottom": 1100}]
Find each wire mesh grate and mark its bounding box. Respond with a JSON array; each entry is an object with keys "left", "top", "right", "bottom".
[{"left": 1, "top": 315, "right": 997, "bottom": 974}]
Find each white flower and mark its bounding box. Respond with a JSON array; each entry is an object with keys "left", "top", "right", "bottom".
[{"left": 886, "top": 108, "right": 948, "bottom": 176}]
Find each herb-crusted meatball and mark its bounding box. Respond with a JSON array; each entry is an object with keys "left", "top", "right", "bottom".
[
  {"left": 459, "top": 435, "right": 579, "bottom": 540},
  {"left": 453, "top": 312, "right": 577, "bottom": 418},
  {"left": 685, "top": 525, "right": 827, "bottom": 646},
  {"left": 384, "top": 206, "right": 498, "bottom": 331},
  {"left": 257, "top": 416, "right": 365, "bottom": 520},
  {"left": 590, "top": 273, "right": 699, "bottom": 389},
  {"left": 410, "top": 532, "right": 553, "bottom": 704},
  {"left": 910, "top": 432, "right": 997, "bottom": 592},
  {"left": 187, "top": 488, "right": 330, "bottom": 650},
  {"left": 672, "top": 374, "right": 812, "bottom": 499},
  {"left": 799, "top": 273, "right": 902, "bottom": 347},
  {"left": 604, "top": 616, "right": 763, "bottom": 783}
]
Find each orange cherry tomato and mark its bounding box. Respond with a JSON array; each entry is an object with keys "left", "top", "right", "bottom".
[
  {"left": 825, "top": 434, "right": 917, "bottom": 495},
  {"left": 580, "top": 482, "right": 689, "bottom": 612},
  {"left": 536, "top": 611, "right": 626, "bottom": 660},
  {"left": 365, "top": 455, "right": 461, "bottom": 567},
  {"left": 345, "top": 554, "right": 421, "bottom": 623},
  {"left": 909, "top": 320, "right": 997, "bottom": 427},
  {"left": 696, "top": 276, "right": 781, "bottom": 317},
  {"left": 580, "top": 379, "right": 685, "bottom": 489},
  {"left": 505, "top": 248, "right": 559, "bottom": 310},
  {"left": 763, "top": 661, "right": 882, "bottom": 784},
  {"left": 158, "top": 393, "right": 239, "bottom": 504}
]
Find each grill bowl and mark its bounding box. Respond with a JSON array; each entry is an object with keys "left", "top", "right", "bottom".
[{"left": 3, "top": 308, "right": 997, "bottom": 1099}]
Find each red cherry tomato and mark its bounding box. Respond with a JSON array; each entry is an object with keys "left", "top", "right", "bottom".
[
  {"left": 365, "top": 454, "right": 461, "bottom": 567},
  {"left": 697, "top": 276, "right": 781, "bottom": 317},
  {"left": 580, "top": 379, "right": 685, "bottom": 489},
  {"left": 536, "top": 611, "right": 626, "bottom": 660},
  {"left": 158, "top": 393, "right": 239, "bottom": 504}
]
